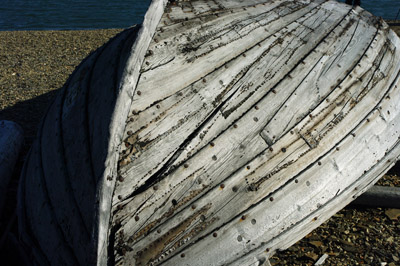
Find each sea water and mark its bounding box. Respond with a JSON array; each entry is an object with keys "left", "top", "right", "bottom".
[
  {"left": 337, "top": 0, "right": 400, "bottom": 20},
  {"left": 0, "top": 0, "right": 151, "bottom": 31},
  {"left": 0, "top": 0, "right": 398, "bottom": 31}
]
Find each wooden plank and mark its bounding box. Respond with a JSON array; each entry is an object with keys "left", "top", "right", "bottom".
[
  {"left": 41, "top": 81, "right": 92, "bottom": 264},
  {"left": 61, "top": 48, "right": 99, "bottom": 233},
  {"left": 23, "top": 109, "right": 79, "bottom": 265},
  {"left": 93, "top": 0, "right": 169, "bottom": 264},
  {"left": 86, "top": 27, "right": 139, "bottom": 181}
]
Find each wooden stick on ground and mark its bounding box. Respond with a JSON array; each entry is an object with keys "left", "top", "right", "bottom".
[{"left": 352, "top": 185, "right": 400, "bottom": 208}]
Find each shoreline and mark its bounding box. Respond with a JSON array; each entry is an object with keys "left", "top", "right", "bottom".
[{"left": 1, "top": 25, "right": 400, "bottom": 265}]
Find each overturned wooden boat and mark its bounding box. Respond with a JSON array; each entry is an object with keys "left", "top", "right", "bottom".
[{"left": 18, "top": 0, "right": 400, "bottom": 265}]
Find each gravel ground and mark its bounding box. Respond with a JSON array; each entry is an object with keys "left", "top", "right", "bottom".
[{"left": 0, "top": 25, "right": 399, "bottom": 265}]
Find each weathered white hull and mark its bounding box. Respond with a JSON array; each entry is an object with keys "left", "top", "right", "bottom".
[{"left": 18, "top": 0, "right": 400, "bottom": 265}]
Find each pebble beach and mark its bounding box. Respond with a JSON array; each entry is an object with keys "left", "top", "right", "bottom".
[{"left": 0, "top": 25, "right": 399, "bottom": 265}]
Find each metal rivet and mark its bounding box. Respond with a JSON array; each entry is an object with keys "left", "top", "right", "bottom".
[
  {"left": 137, "top": 91, "right": 142, "bottom": 96},
  {"left": 220, "top": 184, "right": 225, "bottom": 189},
  {"left": 153, "top": 185, "right": 159, "bottom": 190},
  {"left": 269, "top": 147, "right": 273, "bottom": 152},
  {"left": 127, "top": 131, "right": 133, "bottom": 136},
  {"left": 191, "top": 204, "right": 196, "bottom": 209},
  {"left": 237, "top": 235, "right": 243, "bottom": 242},
  {"left": 156, "top": 104, "right": 161, "bottom": 109},
  {"left": 172, "top": 199, "right": 178, "bottom": 205},
  {"left": 212, "top": 155, "right": 217, "bottom": 161},
  {"left": 246, "top": 165, "right": 250, "bottom": 170},
  {"left": 118, "top": 176, "right": 124, "bottom": 182},
  {"left": 232, "top": 186, "right": 238, "bottom": 192},
  {"left": 181, "top": 253, "right": 185, "bottom": 258},
  {"left": 210, "top": 142, "right": 215, "bottom": 147},
  {"left": 184, "top": 163, "right": 189, "bottom": 168},
  {"left": 118, "top": 195, "right": 122, "bottom": 200},
  {"left": 213, "top": 232, "right": 218, "bottom": 237},
  {"left": 255, "top": 106, "right": 259, "bottom": 110},
  {"left": 241, "top": 215, "right": 246, "bottom": 220},
  {"left": 318, "top": 161, "right": 321, "bottom": 166},
  {"left": 251, "top": 219, "right": 256, "bottom": 225},
  {"left": 269, "top": 197, "right": 274, "bottom": 201},
  {"left": 253, "top": 117, "right": 258, "bottom": 122},
  {"left": 135, "top": 216, "right": 140, "bottom": 221},
  {"left": 281, "top": 147, "right": 286, "bottom": 152},
  {"left": 233, "top": 124, "right": 238, "bottom": 128}
]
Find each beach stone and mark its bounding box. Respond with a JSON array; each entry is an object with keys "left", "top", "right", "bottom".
[
  {"left": 0, "top": 120, "right": 23, "bottom": 218},
  {"left": 385, "top": 209, "right": 400, "bottom": 220}
]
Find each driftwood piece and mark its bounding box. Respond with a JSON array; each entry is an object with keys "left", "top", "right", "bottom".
[
  {"left": 17, "top": 0, "right": 400, "bottom": 265},
  {"left": 0, "top": 120, "right": 23, "bottom": 218},
  {"left": 352, "top": 185, "right": 400, "bottom": 208}
]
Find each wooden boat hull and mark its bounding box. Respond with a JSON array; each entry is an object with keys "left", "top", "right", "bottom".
[{"left": 18, "top": 0, "right": 400, "bottom": 265}]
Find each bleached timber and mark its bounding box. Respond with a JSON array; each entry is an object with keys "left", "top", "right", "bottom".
[{"left": 17, "top": 0, "right": 400, "bottom": 265}]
